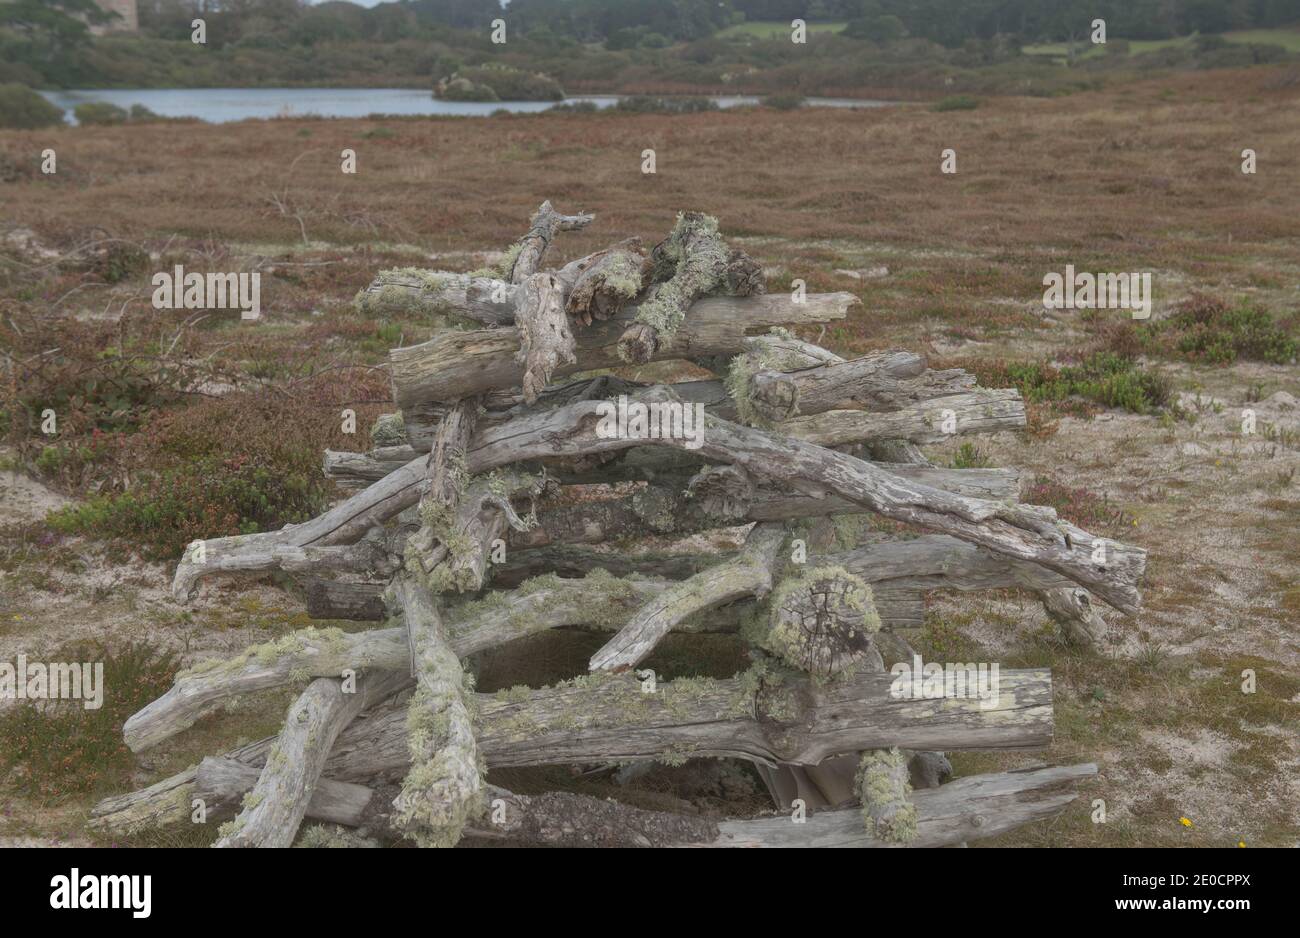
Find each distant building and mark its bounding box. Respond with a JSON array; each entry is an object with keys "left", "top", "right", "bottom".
[{"left": 91, "top": 0, "right": 138, "bottom": 34}]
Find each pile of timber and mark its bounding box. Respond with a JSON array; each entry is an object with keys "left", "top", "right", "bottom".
[{"left": 90, "top": 203, "right": 1144, "bottom": 848}]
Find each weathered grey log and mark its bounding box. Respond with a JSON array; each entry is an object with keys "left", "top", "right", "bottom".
[
  {"left": 618, "top": 213, "right": 750, "bottom": 364},
  {"left": 191, "top": 760, "right": 1090, "bottom": 849},
  {"left": 779, "top": 389, "right": 1025, "bottom": 446},
  {"left": 508, "top": 200, "right": 594, "bottom": 283},
  {"left": 589, "top": 522, "right": 786, "bottom": 672},
  {"left": 188, "top": 388, "right": 1139, "bottom": 611},
  {"left": 323, "top": 446, "right": 416, "bottom": 489},
  {"left": 712, "top": 763, "right": 1096, "bottom": 848},
  {"left": 389, "top": 574, "right": 483, "bottom": 848},
  {"left": 359, "top": 240, "right": 634, "bottom": 332},
  {"left": 353, "top": 270, "right": 514, "bottom": 325},
  {"left": 514, "top": 272, "right": 576, "bottom": 404},
  {"left": 759, "top": 363, "right": 975, "bottom": 422},
  {"left": 126, "top": 571, "right": 671, "bottom": 751},
  {"left": 827, "top": 533, "right": 1095, "bottom": 594},
  {"left": 458, "top": 667, "right": 1055, "bottom": 769},
  {"left": 212, "top": 669, "right": 409, "bottom": 848},
  {"left": 93, "top": 666, "right": 1056, "bottom": 835},
  {"left": 404, "top": 397, "right": 479, "bottom": 582},
  {"left": 759, "top": 565, "right": 882, "bottom": 678},
  {"left": 196, "top": 756, "right": 378, "bottom": 829},
  {"left": 856, "top": 747, "right": 917, "bottom": 844},
  {"left": 461, "top": 393, "right": 1146, "bottom": 613},
  {"left": 302, "top": 577, "right": 388, "bottom": 620},
  {"left": 565, "top": 238, "right": 650, "bottom": 325},
  {"left": 685, "top": 463, "right": 756, "bottom": 520},
  {"left": 1042, "top": 585, "right": 1107, "bottom": 646},
  {"left": 390, "top": 293, "right": 857, "bottom": 444},
  {"left": 172, "top": 450, "right": 433, "bottom": 602}
]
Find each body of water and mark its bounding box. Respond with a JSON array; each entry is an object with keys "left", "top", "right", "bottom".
[{"left": 40, "top": 88, "right": 892, "bottom": 124}]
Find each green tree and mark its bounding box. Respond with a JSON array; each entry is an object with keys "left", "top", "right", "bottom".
[{"left": 0, "top": 0, "right": 115, "bottom": 85}]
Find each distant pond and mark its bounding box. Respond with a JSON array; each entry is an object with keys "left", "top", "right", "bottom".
[{"left": 39, "top": 88, "right": 894, "bottom": 124}]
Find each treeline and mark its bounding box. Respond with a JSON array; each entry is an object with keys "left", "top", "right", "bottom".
[
  {"left": 127, "top": 0, "right": 1300, "bottom": 48},
  {"left": 1, "top": 0, "right": 1295, "bottom": 90},
  {"left": 730, "top": 1, "right": 1300, "bottom": 44}
]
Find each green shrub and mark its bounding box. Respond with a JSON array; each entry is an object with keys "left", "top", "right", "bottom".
[
  {"left": 974, "top": 351, "right": 1171, "bottom": 415},
  {"left": 74, "top": 101, "right": 129, "bottom": 126},
  {"left": 128, "top": 103, "right": 163, "bottom": 122},
  {"left": 0, "top": 83, "right": 64, "bottom": 129},
  {"left": 932, "top": 95, "right": 980, "bottom": 111},
  {"left": 0, "top": 641, "right": 179, "bottom": 803},
  {"left": 951, "top": 442, "right": 991, "bottom": 469},
  {"left": 1144, "top": 295, "right": 1297, "bottom": 365},
  {"left": 46, "top": 393, "right": 348, "bottom": 559}
]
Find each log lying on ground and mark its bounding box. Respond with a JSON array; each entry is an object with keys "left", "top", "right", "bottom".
[
  {"left": 128, "top": 570, "right": 668, "bottom": 751},
  {"left": 589, "top": 522, "right": 786, "bottom": 672},
  {"left": 455, "top": 666, "right": 1055, "bottom": 769},
  {"left": 712, "top": 763, "right": 1096, "bottom": 848},
  {"left": 92, "top": 666, "right": 1056, "bottom": 836},
  {"left": 196, "top": 760, "right": 1094, "bottom": 848},
  {"left": 391, "top": 293, "right": 857, "bottom": 446},
  {"left": 778, "top": 389, "right": 1025, "bottom": 446},
  {"left": 212, "top": 670, "right": 409, "bottom": 848},
  {"left": 389, "top": 575, "right": 483, "bottom": 848}
]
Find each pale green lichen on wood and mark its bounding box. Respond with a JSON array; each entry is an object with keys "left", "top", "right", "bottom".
[
  {"left": 354, "top": 268, "right": 446, "bottom": 316},
  {"left": 760, "top": 565, "right": 880, "bottom": 676},
  {"left": 632, "top": 212, "right": 724, "bottom": 341},
  {"left": 177, "top": 625, "right": 350, "bottom": 683},
  {"left": 446, "top": 569, "right": 646, "bottom": 638},
  {"left": 600, "top": 251, "right": 647, "bottom": 299},
  {"left": 370, "top": 412, "right": 406, "bottom": 447},
  {"left": 494, "top": 241, "right": 524, "bottom": 280},
  {"left": 723, "top": 331, "right": 811, "bottom": 428},
  {"left": 856, "top": 748, "right": 918, "bottom": 844},
  {"left": 295, "top": 824, "right": 379, "bottom": 848},
  {"left": 395, "top": 654, "right": 484, "bottom": 848},
  {"left": 631, "top": 486, "right": 679, "bottom": 533}
]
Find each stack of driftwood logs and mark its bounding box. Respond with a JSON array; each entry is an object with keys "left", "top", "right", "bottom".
[{"left": 88, "top": 203, "right": 1146, "bottom": 847}]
